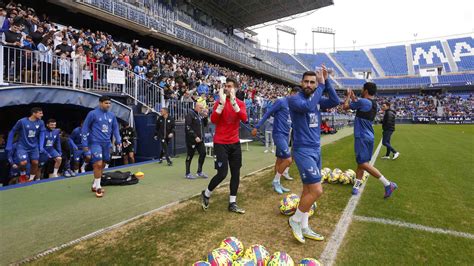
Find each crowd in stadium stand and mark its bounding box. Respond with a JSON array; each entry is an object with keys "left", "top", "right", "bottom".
[
  {"left": 1, "top": 2, "right": 473, "bottom": 122},
  {"left": 376, "top": 93, "right": 474, "bottom": 118},
  {"left": 0, "top": 2, "right": 290, "bottom": 113}
]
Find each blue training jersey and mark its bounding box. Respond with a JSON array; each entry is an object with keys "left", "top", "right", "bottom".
[
  {"left": 255, "top": 97, "right": 292, "bottom": 136},
  {"left": 6, "top": 117, "right": 46, "bottom": 151},
  {"left": 44, "top": 128, "right": 62, "bottom": 154},
  {"left": 81, "top": 108, "right": 121, "bottom": 147},
  {"left": 288, "top": 80, "right": 340, "bottom": 149},
  {"left": 350, "top": 98, "right": 375, "bottom": 139},
  {"left": 70, "top": 126, "right": 86, "bottom": 149}
]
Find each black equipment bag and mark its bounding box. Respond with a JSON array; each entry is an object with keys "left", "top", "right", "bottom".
[{"left": 101, "top": 171, "right": 139, "bottom": 186}]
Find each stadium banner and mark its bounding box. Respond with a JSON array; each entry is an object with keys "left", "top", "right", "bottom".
[
  {"left": 427, "top": 81, "right": 473, "bottom": 88},
  {"left": 107, "top": 69, "right": 126, "bottom": 84},
  {"left": 413, "top": 116, "right": 474, "bottom": 124}
]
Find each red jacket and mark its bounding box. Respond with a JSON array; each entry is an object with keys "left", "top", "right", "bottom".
[{"left": 211, "top": 98, "right": 247, "bottom": 144}]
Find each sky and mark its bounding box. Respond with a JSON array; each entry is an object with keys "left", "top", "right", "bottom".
[{"left": 252, "top": 0, "right": 474, "bottom": 53}]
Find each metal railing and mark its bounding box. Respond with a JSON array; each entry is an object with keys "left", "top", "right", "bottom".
[
  {"left": 75, "top": 0, "right": 299, "bottom": 83},
  {"left": 0, "top": 45, "right": 164, "bottom": 112}
]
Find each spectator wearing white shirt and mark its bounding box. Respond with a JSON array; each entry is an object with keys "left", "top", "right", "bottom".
[{"left": 37, "top": 36, "right": 53, "bottom": 84}]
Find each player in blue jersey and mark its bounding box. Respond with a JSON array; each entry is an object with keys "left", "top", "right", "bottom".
[
  {"left": 343, "top": 83, "right": 397, "bottom": 198},
  {"left": 251, "top": 87, "right": 299, "bottom": 194},
  {"left": 81, "top": 96, "right": 122, "bottom": 198},
  {"left": 70, "top": 121, "right": 91, "bottom": 173},
  {"left": 39, "top": 119, "right": 62, "bottom": 178},
  {"left": 6, "top": 107, "right": 46, "bottom": 183},
  {"left": 287, "top": 66, "right": 340, "bottom": 244}
]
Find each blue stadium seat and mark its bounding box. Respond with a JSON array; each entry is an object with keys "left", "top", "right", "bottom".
[
  {"left": 411, "top": 41, "right": 451, "bottom": 73},
  {"left": 266, "top": 51, "right": 306, "bottom": 72},
  {"left": 373, "top": 77, "right": 431, "bottom": 87},
  {"left": 447, "top": 37, "right": 474, "bottom": 71},
  {"left": 296, "top": 53, "right": 343, "bottom": 76},
  {"left": 331, "top": 50, "right": 377, "bottom": 76},
  {"left": 370, "top": 45, "right": 408, "bottom": 76},
  {"left": 437, "top": 74, "right": 474, "bottom": 83}
]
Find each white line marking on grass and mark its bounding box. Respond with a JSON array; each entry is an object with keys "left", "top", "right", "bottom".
[
  {"left": 319, "top": 139, "right": 383, "bottom": 266},
  {"left": 353, "top": 215, "right": 474, "bottom": 240}
]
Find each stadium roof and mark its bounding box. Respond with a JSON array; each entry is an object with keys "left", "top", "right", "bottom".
[{"left": 185, "top": 0, "right": 334, "bottom": 29}]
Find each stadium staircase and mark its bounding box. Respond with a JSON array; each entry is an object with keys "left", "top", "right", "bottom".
[
  {"left": 441, "top": 41, "right": 459, "bottom": 72},
  {"left": 430, "top": 75, "right": 438, "bottom": 84},
  {"left": 405, "top": 44, "right": 416, "bottom": 75},
  {"left": 289, "top": 54, "right": 310, "bottom": 71},
  {"left": 365, "top": 49, "right": 385, "bottom": 77},
  {"left": 327, "top": 53, "right": 350, "bottom": 77}
]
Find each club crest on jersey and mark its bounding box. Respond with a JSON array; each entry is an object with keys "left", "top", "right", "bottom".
[
  {"left": 35, "top": 125, "right": 39, "bottom": 129},
  {"left": 108, "top": 119, "right": 112, "bottom": 123},
  {"left": 218, "top": 162, "right": 223, "bottom": 167}
]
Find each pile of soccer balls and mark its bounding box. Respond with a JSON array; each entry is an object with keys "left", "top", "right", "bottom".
[
  {"left": 321, "top": 168, "right": 368, "bottom": 185},
  {"left": 193, "top": 236, "right": 322, "bottom": 265},
  {"left": 279, "top": 194, "right": 317, "bottom": 217}
]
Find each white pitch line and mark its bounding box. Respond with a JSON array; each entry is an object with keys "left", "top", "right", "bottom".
[
  {"left": 319, "top": 139, "right": 383, "bottom": 266},
  {"left": 353, "top": 215, "right": 474, "bottom": 240}
]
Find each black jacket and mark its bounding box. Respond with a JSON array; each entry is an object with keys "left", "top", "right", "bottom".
[
  {"left": 382, "top": 109, "right": 396, "bottom": 131},
  {"left": 155, "top": 115, "right": 175, "bottom": 139},
  {"left": 185, "top": 109, "right": 208, "bottom": 144}
]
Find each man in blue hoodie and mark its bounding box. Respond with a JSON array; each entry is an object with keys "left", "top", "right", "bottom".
[
  {"left": 343, "top": 83, "right": 397, "bottom": 198},
  {"left": 252, "top": 87, "right": 299, "bottom": 194},
  {"left": 287, "top": 66, "right": 340, "bottom": 244},
  {"left": 81, "top": 96, "right": 122, "bottom": 198},
  {"left": 70, "top": 121, "right": 91, "bottom": 174},
  {"left": 6, "top": 107, "right": 46, "bottom": 183},
  {"left": 39, "top": 119, "right": 62, "bottom": 178}
]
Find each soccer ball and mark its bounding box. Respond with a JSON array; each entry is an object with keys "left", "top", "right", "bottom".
[
  {"left": 298, "top": 258, "right": 322, "bottom": 266},
  {"left": 267, "top": 252, "right": 295, "bottom": 266},
  {"left": 279, "top": 193, "right": 300, "bottom": 216},
  {"left": 208, "top": 248, "right": 233, "bottom": 266},
  {"left": 194, "top": 261, "right": 211, "bottom": 266},
  {"left": 321, "top": 167, "right": 332, "bottom": 182},
  {"left": 339, "top": 173, "right": 351, "bottom": 185},
  {"left": 243, "top": 244, "right": 270, "bottom": 266},
  {"left": 307, "top": 202, "right": 318, "bottom": 217},
  {"left": 344, "top": 169, "right": 356, "bottom": 184},
  {"left": 329, "top": 168, "right": 342, "bottom": 184},
  {"left": 134, "top": 171, "right": 145, "bottom": 179},
  {"left": 362, "top": 172, "right": 369, "bottom": 183},
  {"left": 232, "top": 258, "right": 256, "bottom": 266},
  {"left": 220, "top": 237, "right": 244, "bottom": 260}
]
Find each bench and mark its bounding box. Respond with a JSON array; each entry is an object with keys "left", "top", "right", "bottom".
[{"left": 204, "top": 139, "right": 253, "bottom": 157}]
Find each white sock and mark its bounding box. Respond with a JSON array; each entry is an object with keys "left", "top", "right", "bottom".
[
  {"left": 283, "top": 167, "right": 290, "bottom": 177},
  {"left": 291, "top": 208, "right": 304, "bottom": 223},
  {"left": 53, "top": 168, "right": 59, "bottom": 175},
  {"left": 353, "top": 178, "right": 363, "bottom": 189},
  {"left": 74, "top": 169, "right": 79, "bottom": 174},
  {"left": 379, "top": 176, "right": 390, "bottom": 186},
  {"left": 301, "top": 212, "right": 310, "bottom": 229},
  {"left": 273, "top": 172, "right": 282, "bottom": 183},
  {"left": 81, "top": 162, "right": 87, "bottom": 171},
  {"left": 229, "top": 195, "right": 236, "bottom": 203},
  {"left": 94, "top": 178, "right": 101, "bottom": 188},
  {"left": 29, "top": 174, "right": 35, "bottom": 181},
  {"left": 104, "top": 163, "right": 109, "bottom": 169},
  {"left": 20, "top": 171, "right": 26, "bottom": 175},
  {"left": 204, "top": 188, "right": 212, "bottom": 198}
]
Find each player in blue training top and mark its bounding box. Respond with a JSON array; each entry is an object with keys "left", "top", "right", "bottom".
[
  {"left": 81, "top": 96, "right": 122, "bottom": 198},
  {"left": 343, "top": 82, "right": 398, "bottom": 198},
  {"left": 287, "top": 66, "right": 340, "bottom": 244},
  {"left": 6, "top": 107, "right": 46, "bottom": 183},
  {"left": 70, "top": 120, "right": 91, "bottom": 174},
  {"left": 251, "top": 87, "right": 299, "bottom": 194},
  {"left": 39, "top": 119, "right": 62, "bottom": 178}
]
